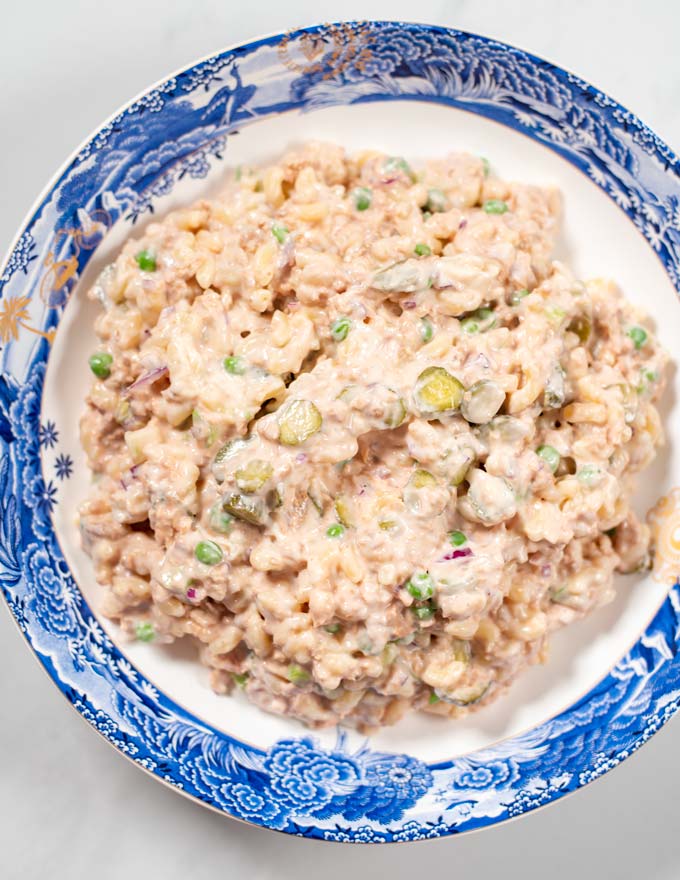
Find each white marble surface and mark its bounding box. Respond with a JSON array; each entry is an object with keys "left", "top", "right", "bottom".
[{"left": 2, "top": 2, "right": 679, "bottom": 877}]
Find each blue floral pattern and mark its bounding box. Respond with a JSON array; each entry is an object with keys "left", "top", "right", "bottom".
[
  {"left": 54, "top": 453, "right": 73, "bottom": 481},
  {"left": 38, "top": 420, "right": 58, "bottom": 449},
  {"left": 1, "top": 22, "right": 680, "bottom": 842}
]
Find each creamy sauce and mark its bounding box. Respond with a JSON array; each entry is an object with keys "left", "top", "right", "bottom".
[{"left": 79, "top": 143, "right": 668, "bottom": 731}]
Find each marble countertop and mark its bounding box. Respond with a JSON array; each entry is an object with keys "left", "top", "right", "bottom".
[{"left": 2, "top": 2, "right": 679, "bottom": 878}]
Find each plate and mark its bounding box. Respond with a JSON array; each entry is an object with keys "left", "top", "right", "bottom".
[{"left": 2, "top": 21, "right": 680, "bottom": 843}]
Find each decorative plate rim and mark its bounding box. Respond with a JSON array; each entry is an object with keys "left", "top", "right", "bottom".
[{"left": 1, "top": 21, "right": 680, "bottom": 844}]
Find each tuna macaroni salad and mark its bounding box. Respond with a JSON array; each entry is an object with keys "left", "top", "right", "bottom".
[{"left": 79, "top": 143, "right": 668, "bottom": 730}]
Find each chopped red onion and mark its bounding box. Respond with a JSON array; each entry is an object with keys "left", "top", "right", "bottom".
[
  {"left": 402, "top": 300, "right": 417, "bottom": 310},
  {"left": 295, "top": 452, "right": 307, "bottom": 463},
  {"left": 120, "top": 464, "right": 142, "bottom": 490},
  {"left": 439, "top": 547, "right": 473, "bottom": 562},
  {"left": 541, "top": 564, "right": 552, "bottom": 577},
  {"left": 186, "top": 588, "right": 197, "bottom": 600},
  {"left": 459, "top": 218, "right": 468, "bottom": 230},
  {"left": 123, "top": 366, "right": 169, "bottom": 397}
]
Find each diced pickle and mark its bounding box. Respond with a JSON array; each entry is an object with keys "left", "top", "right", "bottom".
[
  {"left": 382, "top": 391, "right": 407, "bottom": 428},
  {"left": 222, "top": 492, "right": 269, "bottom": 526},
  {"left": 307, "top": 476, "right": 331, "bottom": 515},
  {"left": 410, "top": 468, "right": 437, "bottom": 489},
  {"left": 441, "top": 682, "right": 491, "bottom": 707},
  {"left": 278, "top": 399, "right": 322, "bottom": 445},
  {"left": 461, "top": 381, "right": 505, "bottom": 424},
  {"left": 212, "top": 437, "right": 252, "bottom": 482},
  {"left": 371, "top": 259, "right": 432, "bottom": 294},
  {"left": 425, "top": 188, "right": 448, "bottom": 213},
  {"left": 568, "top": 314, "right": 591, "bottom": 344},
  {"left": 414, "top": 367, "right": 464, "bottom": 414},
  {"left": 544, "top": 364, "right": 566, "bottom": 409},
  {"left": 478, "top": 416, "right": 529, "bottom": 447},
  {"left": 235, "top": 459, "right": 274, "bottom": 492},
  {"left": 449, "top": 455, "right": 474, "bottom": 486},
  {"left": 334, "top": 495, "right": 356, "bottom": 528},
  {"left": 115, "top": 399, "right": 131, "bottom": 425},
  {"left": 214, "top": 437, "right": 250, "bottom": 468},
  {"left": 451, "top": 639, "right": 472, "bottom": 665}
]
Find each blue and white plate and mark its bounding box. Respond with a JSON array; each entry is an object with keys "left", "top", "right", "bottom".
[{"left": 2, "top": 22, "right": 680, "bottom": 843}]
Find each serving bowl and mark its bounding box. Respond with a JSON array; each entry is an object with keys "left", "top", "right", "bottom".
[{"left": 1, "top": 21, "right": 680, "bottom": 842}]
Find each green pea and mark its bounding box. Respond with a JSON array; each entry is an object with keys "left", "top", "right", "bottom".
[
  {"left": 510, "top": 288, "right": 529, "bottom": 305},
  {"left": 209, "top": 505, "right": 233, "bottom": 534},
  {"left": 537, "top": 444, "right": 560, "bottom": 474},
  {"left": 326, "top": 523, "right": 345, "bottom": 538},
  {"left": 324, "top": 623, "right": 342, "bottom": 634},
  {"left": 419, "top": 316, "right": 434, "bottom": 343},
  {"left": 232, "top": 672, "right": 248, "bottom": 687},
  {"left": 89, "top": 352, "right": 113, "bottom": 379},
  {"left": 353, "top": 187, "right": 372, "bottom": 211},
  {"left": 224, "top": 355, "right": 247, "bottom": 375},
  {"left": 428, "top": 691, "right": 440, "bottom": 704},
  {"left": 135, "top": 249, "right": 157, "bottom": 271},
  {"left": 636, "top": 368, "right": 659, "bottom": 395},
  {"left": 577, "top": 465, "right": 601, "bottom": 486},
  {"left": 483, "top": 199, "right": 508, "bottom": 214},
  {"left": 414, "top": 366, "right": 464, "bottom": 414},
  {"left": 384, "top": 156, "right": 416, "bottom": 182},
  {"left": 195, "top": 540, "right": 223, "bottom": 565},
  {"left": 287, "top": 664, "right": 310, "bottom": 685},
  {"left": 545, "top": 305, "right": 566, "bottom": 324},
  {"left": 414, "top": 243, "right": 431, "bottom": 256},
  {"left": 448, "top": 530, "right": 467, "bottom": 547},
  {"left": 460, "top": 307, "right": 495, "bottom": 334},
  {"left": 278, "top": 399, "right": 323, "bottom": 445},
  {"left": 271, "top": 223, "right": 288, "bottom": 243},
  {"left": 134, "top": 621, "right": 155, "bottom": 642},
  {"left": 627, "top": 325, "right": 648, "bottom": 350},
  {"left": 406, "top": 572, "right": 435, "bottom": 601},
  {"left": 330, "top": 316, "right": 351, "bottom": 342},
  {"left": 413, "top": 604, "right": 436, "bottom": 621},
  {"left": 426, "top": 188, "right": 448, "bottom": 213}
]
